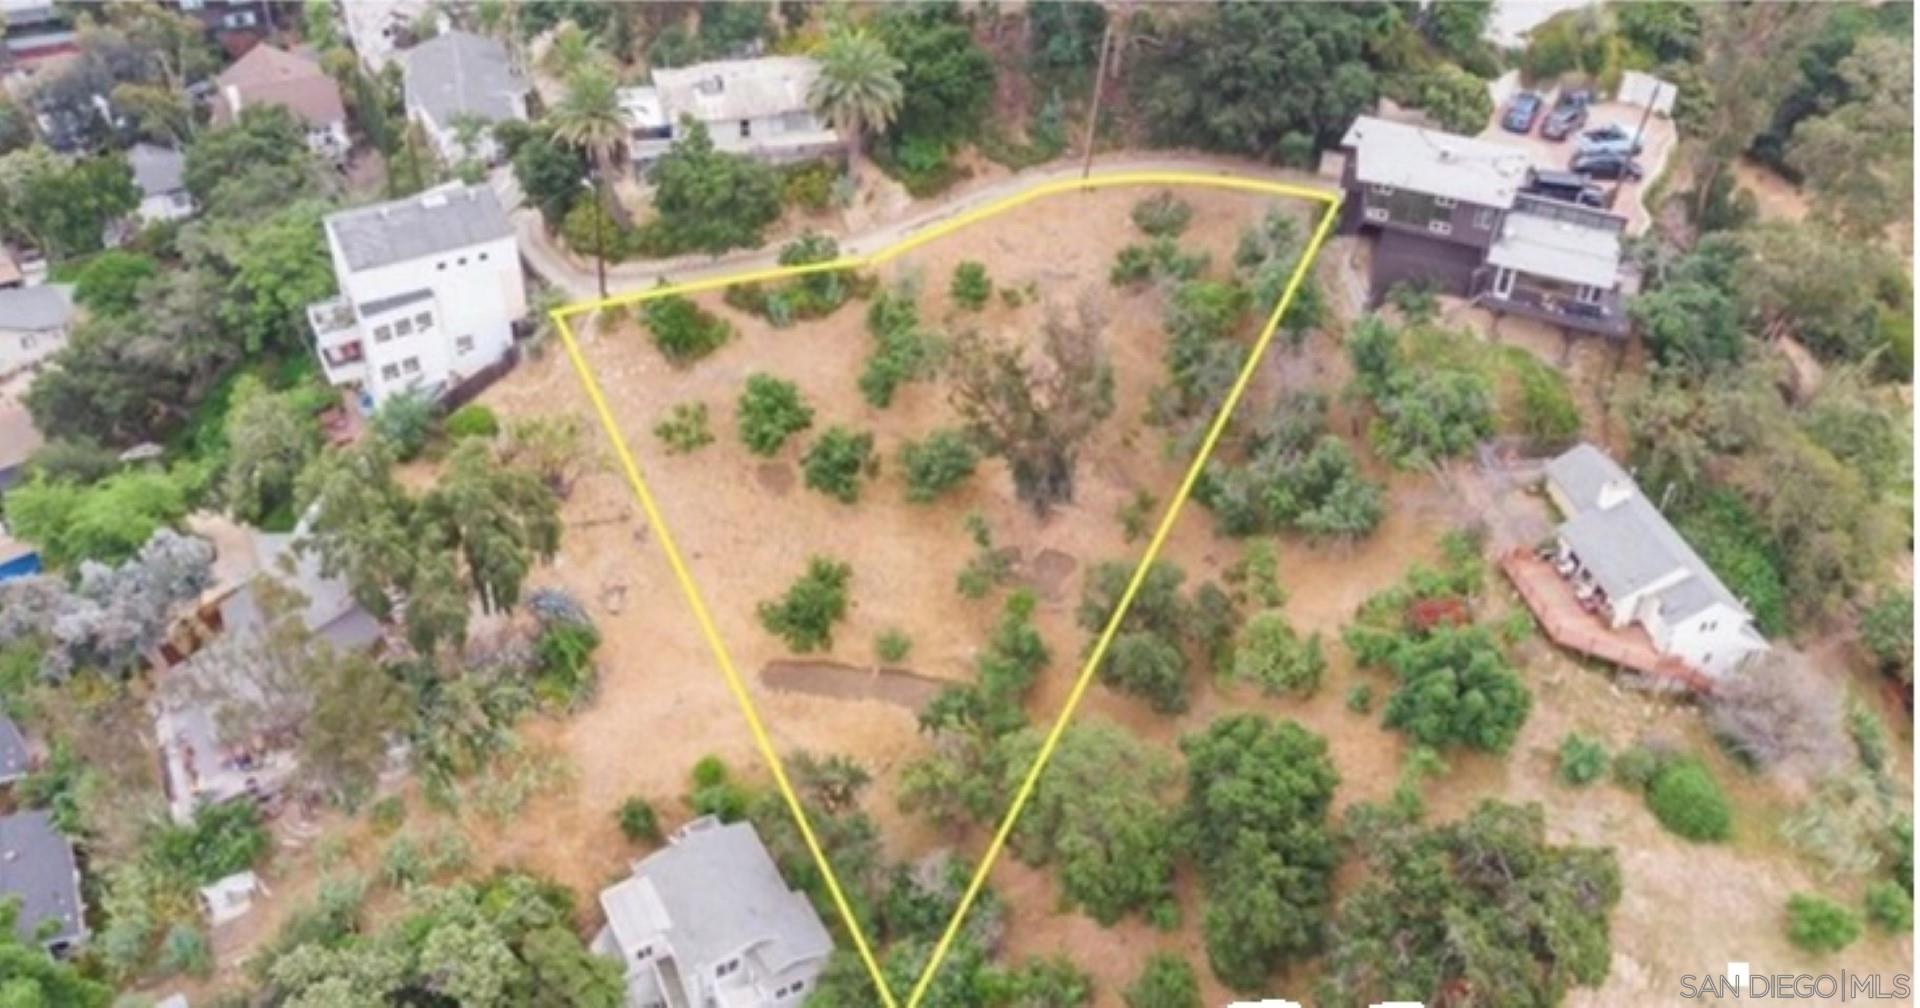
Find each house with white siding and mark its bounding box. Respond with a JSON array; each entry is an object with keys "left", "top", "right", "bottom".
[
  {"left": 622, "top": 56, "right": 841, "bottom": 171},
  {"left": 1543, "top": 443, "right": 1769, "bottom": 679},
  {"left": 594, "top": 817, "right": 833, "bottom": 1008},
  {"left": 305, "top": 183, "right": 524, "bottom": 412}
]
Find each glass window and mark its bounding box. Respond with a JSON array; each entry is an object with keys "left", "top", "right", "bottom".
[
  {"left": 381, "top": 364, "right": 400, "bottom": 380},
  {"left": 456, "top": 335, "right": 475, "bottom": 354},
  {"left": 1427, "top": 220, "right": 1452, "bottom": 236},
  {"left": 1434, "top": 195, "right": 1457, "bottom": 209},
  {"left": 403, "top": 357, "right": 421, "bottom": 374},
  {"left": 373, "top": 325, "right": 392, "bottom": 343},
  {"left": 415, "top": 312, "right": 433, "bottom": 330},
  {"left": 394, "top": 318, "right": 414, "bottom": 336}
]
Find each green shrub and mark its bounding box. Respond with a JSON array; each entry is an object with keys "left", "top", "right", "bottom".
[
  {"left": 369, "top": 796, "right": 406, "bottom": 833},
  {"left": 950, "top": 261, "right": 992, "bottom": 310},
  {"left": 381, "top": 834, "right": 424, "bottom": 889},
  {"left": 617, "top": 796, "right": 660, "bottom": 843},
  {"left": 757, "top": 557, "right": 852, "bottom": 652},
  {"left": 1865, "top": 880, "right": 1913, "bottom": 933},
  {"left": 157, "top": 923, "right": 212, "bottom": 978},
  {"left": 1124, "top": 952, "right": 1200, "bottom": 1008},
  {"left": 899, "top": 429, "right": 979, "bottom": 503},
  {"left": 371, "top": 391, "right": 434, "bottom": 460},
  {"left": 875, "top": 628, "right": 913, "bottom": 664},
  {"left": 688, "top": 756, "right": 751, "bottom": 822},
  {"left": 534, "top": 621, "right": 600, "bottom": 706},
  {"left": 653, "top": 401, "right": 714, "bottom": 454},
  {"left": 1131, "top": 191, "right": 1193, "bottom": 238},
  {"left": 443, "top": 404, "right": 499, "bottom": 440},
  {"left": 1786, "top": 893, "right": 1861, "bottom": 953},
  {"left": 1345, "top": 682, "right": 1374, "bottom": 714},
  {"left": 1647, "top": 758, "right": 1732, "bottom": 842},
  {"left": 1611, "top": 743, "right": 1665, "bottom": 789},
  {"left": 1557, "top": 733, "right": 1609, "bottom": 786},
  {"left": 644, "top": 293, "right": 733, "bottom": 363},
  {"left": 736, "top": 374, "right": 813, "bottom": 455},
  {"left": 1230, "top": 611, "right": 1325, "bottom": 697},
  {"left": 859, "top": 284, "right": 943, "bottom": 408},
  {"left": 802, "top": 426, "right": 877, "bottom": 503},
  {"left": 1117, "top": 489, "right": 1157, "bottom": 543},
  {"left": 781, "top": 160, "right": 838, "bottom": 211}
]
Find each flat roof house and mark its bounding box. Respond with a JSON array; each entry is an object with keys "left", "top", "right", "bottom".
[
  {"left": 0, "top": 810, "right": 87, "bottom": 958},
  {"left": 211, "top": 43, "right": 350, "bottom": 161},
  {"left": 1339, "top": 115, "right": 1631, "bottom": 338},
  {"left": 401, "top": 30, "right": 529, "bottom": 167},
  {"left": 623, "top": 56, "right": 841, "bottom": 171},
  {"left": 595, "top": 817, "right": 833, "bottom": 1008},
  {"left": 0, "top": 712, "right": 29, "bottom": 785},
  {"left": 307, "top": 183, "right": 525, "bottom": 413},
  {"left": 1541, "top": 443, "right": 1768, "bottom": 680},
  {"left": 129, "top": 142, "right": 195, "bottom": 225},
  {"left": 0, "top": 284, "right": 73, "bottom": 379}
]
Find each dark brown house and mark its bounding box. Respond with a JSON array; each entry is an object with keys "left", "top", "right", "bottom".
[{"left": 1339, "top": 115, "right": 1631, "bottom": 338}]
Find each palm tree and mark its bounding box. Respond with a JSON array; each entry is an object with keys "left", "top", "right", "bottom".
[
  {"left": 807, "top": 26, "right": 903, "bottom": 184},
  {"left": 548, "top": 62, "right": 628, "bottom": 298}
]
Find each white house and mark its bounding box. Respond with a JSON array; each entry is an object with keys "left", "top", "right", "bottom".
[
  {"left": 401, "top": 30, "right": 529, "bottom": 166},
  {"left": 305, "top": 183, "right": 524, "bottom": 412},
  {"left": 339, "top": 0, "right": 434, "bottom": 73},
  {"left": 594, "top": 817, "right": 833, "bottom": 1008},
  {"left": 128, "top": 142, "right": 195, "bottom": 224},
  {"left": 211, "top": 43, "right": 351, "bottom": 161},
  {"left": 1544, "top": 443, "right": 1769, "bottom": 679},
  {"left": 622, "top": 56, "right": 842, "bottom": 171},
  {"left": 0, "top": 284, "right": 73, "bottom": 378}
]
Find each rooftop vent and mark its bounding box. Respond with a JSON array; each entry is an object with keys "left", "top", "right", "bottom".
[{"left": 695, "top": 75, "right": 724, "bottom": 96}]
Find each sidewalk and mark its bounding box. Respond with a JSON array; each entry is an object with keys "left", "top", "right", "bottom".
[{"left": 503, "top": 152, "right": 1340, "bottom": 303}]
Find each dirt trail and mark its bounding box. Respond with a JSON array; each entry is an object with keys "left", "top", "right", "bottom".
[{"left": 761, "top": 659, "right": 946, "bottom": 710}]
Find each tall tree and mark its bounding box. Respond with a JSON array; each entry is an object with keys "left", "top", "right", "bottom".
[
  {"left": 548, "top": 62, "right": 626, "bottom": 296},
  {"left": 946, "top": 295, "right": 1115, "bottom": 515},
  {"left": 808, "top": 26, "right": 904, "bottom": 181},
  {"left": 1785, "top": 35, "right": 1914, "bottom": 238},
  {"left": 1687, "top": 4, "right": 1820, "bottom": 223}
]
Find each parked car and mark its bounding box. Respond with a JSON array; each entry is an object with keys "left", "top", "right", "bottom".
[
  {"left": 1575, "top": 122, "right": 1644, "bottom": 156},
  {"left": 1540, "top": 90, "right": 1592, "bottom": 140},
  {"left": 1502, "top": 91, "right": 1544, "bottom": 133},
  {"left": 1570, "top": 150, "right": 1644, "bottom": 180},
  {"left": 1525, "top": 168, "right": 1607, "bottom": 207}
]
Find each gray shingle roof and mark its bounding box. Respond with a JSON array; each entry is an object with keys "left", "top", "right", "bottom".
[
  {"left": 1550, "top": 444, "right": 1748, "bottom": 622},
  {"left": 402, "top": 30, "right": 527, "bottom": 126},
  {"left": 0, "top": 714, "right": 27, "bottom": 783},
  {"left": 0, "top": 285, "right": 72, "bottom": 331},
  {"left": 325, "top": 184, "right": 512, "bottom": 272},
  {"left": 601, "top": 819, "right": 831, "bottom": 978},
  {"left": 128, "top": 143, "right": 187, "bottom": 198},
  {"left": 1544, "top": 442, "right": 1630, "bottom": 514},
  {"left": 0, "top": 810, "right": 85, "bottom": 948}
]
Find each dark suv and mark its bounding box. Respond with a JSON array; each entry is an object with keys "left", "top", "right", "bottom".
[
  {"left": 1502, "top": 91, "right": 1543, "bottom": 133},
  {"left": 1570, "top": 149, "right": 1643, "bottom": 181},
  {"left": 1525, "top": 169, "right": 1607, "bottom": 207},
  {"left": 1540, "top": 90, "right": 1592, "bottom": 140}
]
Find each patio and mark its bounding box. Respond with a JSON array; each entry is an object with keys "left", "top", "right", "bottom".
[{"left": 1501, "top": 547, "right": 1712, "bottom": 693}]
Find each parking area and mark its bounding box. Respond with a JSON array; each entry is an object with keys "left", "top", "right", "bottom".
[{"left": 1476, "top": 97, "right": 1678, "bottom": 236}]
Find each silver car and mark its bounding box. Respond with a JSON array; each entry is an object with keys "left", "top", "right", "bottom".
[{"left": 1576, "top": 123, "right": 1643, "bottom": 157}]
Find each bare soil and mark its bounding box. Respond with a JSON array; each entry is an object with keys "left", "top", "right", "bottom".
[{"left": 382, "top": 182, "right": 1908, "bottom": 1006}]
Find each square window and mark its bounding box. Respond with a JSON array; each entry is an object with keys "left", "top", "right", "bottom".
[
  {"left": 1363, "top": 206, "right": 1389, "bottom": 223},
  {"left": 373, "top": 325, "right": 392, "bottom": 343},
  {"left": 478, "top": 252, "right": 489, "bottom": 261},
  {"left": 415, "top": 312, "right": 433, "bottom": 330},
  {"left": 456, "top": 335, "right": 475, "bottom": 354},
  {"left": 1434, "top": 195, "right": 1457, "bottom": 209},
  {"left": 437, "top": 261, "right": 447, "bottom": 270},
  {"left": 381, "top": 364, "right": 400, "bottom": 380},
  {"left": 394, "top": 318, "right": 414, "bottom": 336},
  {"left": 457, "top": 257, "right": 467, "bottom": 266},
  {"left": 1371, "top": 184, "right": 1394, "bottom": 197},
  {"left": 403, "top": 357, "right": 421, "bottom": 374}
]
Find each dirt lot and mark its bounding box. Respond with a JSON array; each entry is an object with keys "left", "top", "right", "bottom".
[{"left": 416, "top": 182, "right": 1909, "bottom": 1006}]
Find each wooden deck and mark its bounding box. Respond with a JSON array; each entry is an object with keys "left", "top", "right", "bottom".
[{"left": 1500, "top": 549, "right": 1713, "bottom": 693}]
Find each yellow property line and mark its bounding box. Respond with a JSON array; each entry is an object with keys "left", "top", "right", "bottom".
[{"left": 549, "top": 170, "right": 1342, "bottom": 1008}]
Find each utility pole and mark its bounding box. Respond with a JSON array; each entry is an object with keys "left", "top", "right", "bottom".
[
  {"left": 1080, "top": 16, "right": 1114, "bottom": 182},
  {"left": 1614, "top": 81, "right": 1661, "bottom": 207}
]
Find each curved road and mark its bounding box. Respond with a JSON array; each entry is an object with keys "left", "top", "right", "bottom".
[{"left": 498, "top": 153, "right": 1341, "bottom": 303}]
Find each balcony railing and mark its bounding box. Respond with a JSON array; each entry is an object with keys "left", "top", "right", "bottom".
[
  {"left": 1475, "top": 280, "right": 1629, "bottom": 339},
  {"left": 307, "top": 296, "right": 356, "bottom": 340}
]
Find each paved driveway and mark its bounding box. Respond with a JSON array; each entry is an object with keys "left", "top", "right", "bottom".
[{"left": 1477, "top": 96, "right": 1678, "bottom": 236}]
